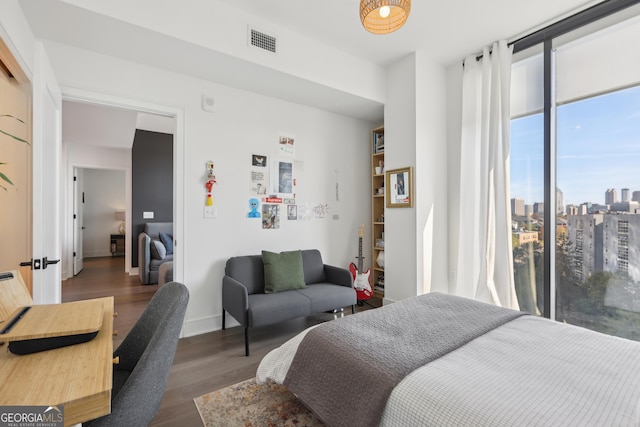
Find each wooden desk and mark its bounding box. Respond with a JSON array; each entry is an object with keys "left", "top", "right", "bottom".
[
  {"left": 0, "top": 296, "right": 114, "bottom": 426},
  {"left": 0, "top": 270, "right": 32, "bottom": 322}
]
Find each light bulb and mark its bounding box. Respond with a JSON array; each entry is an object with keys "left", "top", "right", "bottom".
[{"left": 379, "top": 5, "right": 391, "bottom": 18}]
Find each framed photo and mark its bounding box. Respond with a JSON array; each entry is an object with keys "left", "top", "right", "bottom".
[{"left": 386, "top": 167, "right": 413, "bottom": 208}]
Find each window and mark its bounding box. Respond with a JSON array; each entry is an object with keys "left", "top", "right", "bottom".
[{"left": 510, "top": 2, "right": 640, "bottom": 340}]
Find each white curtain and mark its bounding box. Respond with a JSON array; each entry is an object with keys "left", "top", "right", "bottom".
[{"left": 454, "top": 40, "right": 519, "bottom": 310}]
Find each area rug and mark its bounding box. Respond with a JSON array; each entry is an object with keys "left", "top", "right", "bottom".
[{"left": 194, "top": 377, "right": 325, "bottom": 427}]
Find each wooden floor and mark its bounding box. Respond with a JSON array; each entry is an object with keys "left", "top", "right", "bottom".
[{"left": 63, "top": 256, "right": 381, "bottom": 426}]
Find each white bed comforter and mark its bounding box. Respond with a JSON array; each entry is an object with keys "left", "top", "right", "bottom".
[{"left": 258, "top": 316, "right": 640, "bottom": 426}]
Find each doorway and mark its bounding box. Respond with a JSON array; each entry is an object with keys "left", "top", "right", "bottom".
[
  {"left": 60, "top": 94, "right": 180, "bottom": 304},
  {"left": 72, "top": 167, "right": 127, "bottom": 277}
]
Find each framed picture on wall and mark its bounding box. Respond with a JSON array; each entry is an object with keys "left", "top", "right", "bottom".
[{"left": 386, "top": 167, "right": 413, "bottom": 208}]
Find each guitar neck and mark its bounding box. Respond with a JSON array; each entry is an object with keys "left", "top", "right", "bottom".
[{"left": 357, "top": 237, "right": 363, "bottom": 271}]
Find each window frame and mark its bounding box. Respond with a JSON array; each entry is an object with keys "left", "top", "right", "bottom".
[{"left": 511, "top": 0, "right": 640, "bottom": 318}]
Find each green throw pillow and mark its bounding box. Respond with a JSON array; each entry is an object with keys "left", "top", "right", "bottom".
[{"left": 262, "top": 250, "right": 306, "bottom": 293}]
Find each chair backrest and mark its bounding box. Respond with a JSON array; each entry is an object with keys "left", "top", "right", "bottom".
[{"left": 87, "top": 281, "right": 189, "bottom": 426}]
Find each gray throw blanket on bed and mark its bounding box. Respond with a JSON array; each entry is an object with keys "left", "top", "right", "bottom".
[{"left": 284, "top": 292, "right": 526, "bottom": 427}]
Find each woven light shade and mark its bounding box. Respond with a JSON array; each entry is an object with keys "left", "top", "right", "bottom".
[{"left": 360, "top": 0, "right": 411, "bottom": 34}]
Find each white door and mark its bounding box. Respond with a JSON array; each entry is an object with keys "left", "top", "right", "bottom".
[
  {"left": 31, "top": 42, "right": 62, "bottom": 304},
  {"left": 73, "top": 167, "right": 84, "bottom": 275}
]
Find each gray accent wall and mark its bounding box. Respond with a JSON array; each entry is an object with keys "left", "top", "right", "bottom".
[{"left": 132, "top": 129, "right": 173, "bottom": 267}]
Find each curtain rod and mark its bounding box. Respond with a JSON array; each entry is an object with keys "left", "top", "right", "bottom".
[{"left": 468, "top": 0, "right": 640, "bottom": 64}]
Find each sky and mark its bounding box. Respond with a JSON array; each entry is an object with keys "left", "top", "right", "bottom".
[{"left": 510, "top": 85, "right": 640, "bottom": 208}]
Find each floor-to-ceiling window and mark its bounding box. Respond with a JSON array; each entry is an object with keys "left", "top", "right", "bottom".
[{"left": 510, "top": 2, "right": 640, "bottom": 341}]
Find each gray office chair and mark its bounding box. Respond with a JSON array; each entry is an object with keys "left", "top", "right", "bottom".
[{"left": 85, "top": 281, "right": 189, "bottom": 427}]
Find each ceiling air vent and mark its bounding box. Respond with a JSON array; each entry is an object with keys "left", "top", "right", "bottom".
[{"left": 249, "top": 27, "right": 277, "bottom": 54}]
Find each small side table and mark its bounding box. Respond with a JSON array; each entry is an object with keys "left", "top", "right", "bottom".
[{"left": 110, "top": 234, "right": 125, "bottom": 257}]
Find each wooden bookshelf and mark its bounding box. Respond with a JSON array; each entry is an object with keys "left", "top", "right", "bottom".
[{"left": 371, "top": 126, "right": 385, "bottom": 298}]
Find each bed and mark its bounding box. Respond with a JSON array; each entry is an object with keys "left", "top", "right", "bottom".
[{"left": 256, "top": 292, "right": 640, "bottom": 427}]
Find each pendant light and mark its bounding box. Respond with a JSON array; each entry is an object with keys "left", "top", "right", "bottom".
[{"left": 360, "top": 0, "right": 411, "bottom": 34}]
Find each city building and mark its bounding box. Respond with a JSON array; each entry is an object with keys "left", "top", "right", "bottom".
[
  {"left": 567, "top": 214, "right": 604, "bottom": 281},
  {"left": 603, "top": 215, "right": 640, "bottom": 280},
  {"left": 534, "top": 202, "right": 544, "bottom": 214},
  {"left": 511, "top": 198, "right": 525, "bottom": 217},
  {"left": 606, "top": 188, "right": 618, "bottom": 205},
  {"left": 632, "top": 191, "right": 640, "bottom": 202},
  {"left": 515, "top": 231, "right": 538, "bottom": 245},
  {"left": 525, "top": 204, "right": 533, "bottom": 217},
  {"left": 556, "top": 188, "right": 564, "bottom": 214},
  {"left": 610, "top": 201, "right": 640, "bottom": 213},
  {"left": 622, "top": 188, "right": 630, "bottom": 202}
]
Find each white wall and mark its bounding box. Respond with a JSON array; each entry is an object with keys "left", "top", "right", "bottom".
[
  {"left": 46, "top": 41, "right": 372, "bottom": 336},
  {"left": 383, "top": 52, "right": 450, "bottom": 303},
  {"left": 384, "top": 54, "right": 417, "bottom": 304},
  {"left": 415, "top": 52, "right": 449, "bottom": 295},
  {"left": 81, "top": 168, "right": 126, "bottom": 258},
  {"left": 446, "top": 63, "right": 464, "bottom": 295}
]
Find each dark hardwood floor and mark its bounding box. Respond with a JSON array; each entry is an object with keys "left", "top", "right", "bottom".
[{"left": 63, "top": 256, "right": 381, "bottom": 426}]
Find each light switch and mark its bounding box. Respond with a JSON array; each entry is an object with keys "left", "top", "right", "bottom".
[
  {"left": 204, "top": 206, "right": 217, "bottom": 219},
  {"left": 143, "top": 212, "right": 154, "bottom": 219}
]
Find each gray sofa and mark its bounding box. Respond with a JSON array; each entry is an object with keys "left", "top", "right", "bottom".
[
  {"left": 222, "top": 249, "right": 356, "bottom": 356},
  {"left": 138, "top": 222, "right": 173, "bottom": 285}
]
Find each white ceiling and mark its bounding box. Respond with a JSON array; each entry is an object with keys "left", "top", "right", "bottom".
[
  {"left": 19, "top": 0, "right": 604, "bottom": 149},
  {"left": 215, "top": 0, "right": 602, "bottom": 67}
]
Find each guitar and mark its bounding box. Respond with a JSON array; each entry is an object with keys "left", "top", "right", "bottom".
[{"left": 349, "top": 224, "right": 372, "bottom": 300}]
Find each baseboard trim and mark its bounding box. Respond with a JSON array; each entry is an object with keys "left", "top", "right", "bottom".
[{"left": 182, "top": 313, "right": 239, "bottom": 338}]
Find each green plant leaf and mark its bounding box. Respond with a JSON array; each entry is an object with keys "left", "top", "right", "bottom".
[
  {"left": 0, "top": 129, "right": 29, "bottom": 144},
  {"left": 0, "top": 170, "right": 14, "bottom": 186},
  {"left": 0, "top": 114, "right": 25, "bottom": 124}
]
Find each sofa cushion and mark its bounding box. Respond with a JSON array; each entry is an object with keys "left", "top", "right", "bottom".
[
  {"left": 150, "top": 240, "right": 167, "bottom": 260},
  {"left": 150, "top": 255, "right": 173, "bottom": 272},
  {"left": 301, "top": 249, "right": 327, "bottom": 284},
  {"left": 262, "top": 250, "right": 306, "bottom": 293},
  {"left": 248, "top": 292, "right": 311, "bottom": 327},
  {"left": 225, "top": 255, "right": 265, "bottom": 295},
  {"left": 144, "top": 222, "right": 173, "bottom": 240},
  {"left": 159, "top": 232, "right": 173, "bottom": 255},
  {"left": 295, "top": 283, "right": 356, "bottom": 313}
]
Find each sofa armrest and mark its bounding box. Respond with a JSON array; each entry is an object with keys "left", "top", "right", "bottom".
[
  {"left": 324, "top": 264, "right": 353, "bottom": 288},
  {"left": 222, "top": 275, "right": 249, "bottom": 327},
  {"left": 138, "top": 232, "right": 151, "bottom": 284}
]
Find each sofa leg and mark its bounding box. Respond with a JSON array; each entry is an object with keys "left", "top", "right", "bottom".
[
  {"left": 222, "top": 310, "right": 226, "bottom": 330},
  {"left": 245, "top": 327, "right": 250, "bottom": 357},
  {"left": 351, "top": 305, "right": 355, "bottom": 314}
]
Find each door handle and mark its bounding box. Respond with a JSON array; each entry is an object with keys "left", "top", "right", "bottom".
[
  {"left": 20, "top": 259, "right": 41, "bottom": 270},
  {"left": 43, "top": 257, "right": 60, "bottom": 269}
]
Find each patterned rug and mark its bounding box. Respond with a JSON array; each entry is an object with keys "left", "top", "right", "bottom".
[{"left": 194, "top": 377, "right": 325, "bottom": 427}]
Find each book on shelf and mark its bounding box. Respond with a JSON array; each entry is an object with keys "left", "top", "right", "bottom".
[{"left": 374, "top": 133, "right": 384, "bottom": 153}]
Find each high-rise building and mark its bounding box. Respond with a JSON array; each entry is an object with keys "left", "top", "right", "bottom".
[
  {"left": 556, "top": 188, "right": 564, "bottom": 214},
  {"left": 632, "top": 191, "right": 640, "bottom": 202},
  {"left": 525, "top": 204, "right": 533, "bottom": 217},
  {"left": 511, "top": 198, "right": 525, "bottom": 216},
  {"left": 622, "top": 188, "right": 630, "bottom": 202},
  {"left": 567, "top": 214, "right": 604, "bottom": 281},
  {"left": 533, "top": 202, "right": 544, "bottom": 214},
  {"left": 605, "top": 188, "right": 618, "bottom": 206},
  {"left": 566, "top": 205, "right": 578, "bottom": 215}
]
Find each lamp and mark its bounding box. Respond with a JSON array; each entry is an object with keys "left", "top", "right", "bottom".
[
  {"left": 360, "top": 0, "right": 411, "bottom": 34},
  {"left": 115, "top": 210, "right": 126, "bottom": 235}
]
